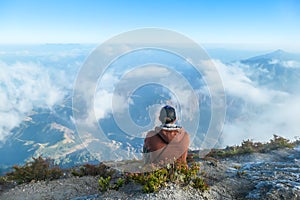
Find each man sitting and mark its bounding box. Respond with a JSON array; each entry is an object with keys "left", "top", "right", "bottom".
[{"left": 143, "top": 105, "right": 190, "bottom": 167}]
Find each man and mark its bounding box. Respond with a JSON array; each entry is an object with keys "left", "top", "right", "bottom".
[{"left": 143, "top": 105, "right": 190, "bottom": 167}]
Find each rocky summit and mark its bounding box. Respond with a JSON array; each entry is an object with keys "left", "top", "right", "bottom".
[{"left": 1, "top": 146, "right": 299, "bottom": 200}]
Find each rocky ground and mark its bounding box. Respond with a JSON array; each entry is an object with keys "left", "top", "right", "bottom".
[{"left": 1, "top": 147, "right": 300, "bottom": 200}]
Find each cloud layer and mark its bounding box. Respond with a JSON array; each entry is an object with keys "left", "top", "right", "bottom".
[
  {"left": 214, "top": 59, "right": 300, "bottom": 145},
  {"left": 1, "top": 46, "right": 299, "bottom": 149},
  {"left": 88, "top": 52, "right": 300, "bottom": 148},
  {"left": 0, "top": 61, "right": 66, "bottom": 140}
]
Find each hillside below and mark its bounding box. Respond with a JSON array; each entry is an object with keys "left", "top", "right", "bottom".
[{"left": 1, "top": 145, "right": 300, "bottom": 200}]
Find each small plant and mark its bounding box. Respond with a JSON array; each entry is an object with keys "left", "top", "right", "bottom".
[
  {"left": 0, "top": 176, "right": 8, "bottom": 186},
  {"left": 0, "top": 175, "right": 14, "bottom": 191},
  {"left": 126, "top": 161, "right": 208, "bottom": 193},
  {"left": 98, "top": 176, "right": 125, "bottom": 192},
  {"left": 233, "top": 165, "right": 241, "bottom": 170},
  {"left": 237, "top": 170, "right": 247, "bottom": 177},
  {"left": 191, "top": 177, "right": 209, "bottom": 191},
  {"left": 112, "top": 178, "right": 125, "bottom": 190},
  {"left": 71, "top": 163, "right": 115, "bottom": 177},
  {"left": 0, "top": 176, "right": 7, "bottom": 182},
  {"left": 98, "top": 176, "right": 111, "bottom": 192},
  {"left": 206, "top": 135, "right": 298, "bottom": 159},
  {"left": 6, "top": 156, "right": 63, "bottom": 184},
  {"left": 265, "top": 134, "right": 295, "bottom": 151}
]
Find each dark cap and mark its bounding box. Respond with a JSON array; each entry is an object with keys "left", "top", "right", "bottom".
[{"left": 159, "top": 105, "right": 176, "bottom": 124}]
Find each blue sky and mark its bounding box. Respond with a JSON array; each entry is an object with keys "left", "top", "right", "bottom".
[{"left": 0, "top": 0, "right": 300, "bottom": 51}]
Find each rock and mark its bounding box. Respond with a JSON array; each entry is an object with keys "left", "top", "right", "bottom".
[{"left": 1, "top": 147, "right": 300, "bottom": 200}]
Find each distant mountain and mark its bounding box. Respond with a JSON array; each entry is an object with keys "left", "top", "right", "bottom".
[
  {"left": 240, "top": 50, "right": 300, "bottom": 92},
  {"left": 242, "top": 49, "right": 300, "bottom": 62}
]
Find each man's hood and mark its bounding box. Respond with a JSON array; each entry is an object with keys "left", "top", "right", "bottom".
[{"left": 154, "top": 124, "right": 186, "bottom": 144}]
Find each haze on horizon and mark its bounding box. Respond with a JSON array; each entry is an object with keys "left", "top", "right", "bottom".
[{"left": 0, "top": 0, "right": 299, "bottom": 52}]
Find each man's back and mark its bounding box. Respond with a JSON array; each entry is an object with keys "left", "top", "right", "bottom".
[{"left": 144, "top": 124, "right": 190, "bottom": 165}]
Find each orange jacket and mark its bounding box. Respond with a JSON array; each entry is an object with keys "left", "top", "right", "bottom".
[{"left": 143, "top": 125, "right": 190, "bottom": 165}]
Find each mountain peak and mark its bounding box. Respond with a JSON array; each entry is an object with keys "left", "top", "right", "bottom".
[
  {"left": 268, "top": 49, "right": 287, "bottom": 57},
  {"left": 272, "top": 49, "right": 285, "bottom": 54},
  {"left": 258, "top": 49, "right": 289, "bottom": 59},
  {"left": 243, "top": 49, "right": 300, "bottom": 63}
]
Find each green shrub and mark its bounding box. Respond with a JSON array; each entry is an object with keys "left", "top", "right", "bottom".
[
  {"left": 98, "top": 176, "right": 125, "bottom": 192},
  {"left": 96, "top": 161, "right": 208, "bottom": 194},
  {"left": 207, "top": 135, "right": 298, "bottom": 158},
  {"left": 265, "top": 134, "right": 295, "bottom": 151},
  {"left": 71, "top": 163, "right": 115, "bottom": 177},
  {"left": 98, "top": 176, "right": 111, "bottom": 192},
  {"left": 191, "top": 177, "right": 209, "bottom": 191},
  {"left": 0, "top": 176, "right": 8, "bottom": 185},
  {"left": 112, "top": 178, "right": 125, "bottom": 190},
  {"left": 6, "top": 156, "right": 63, "bottom": 184},
  {"left": 127, "top": 162, "right": 208, "bottom": 193}
]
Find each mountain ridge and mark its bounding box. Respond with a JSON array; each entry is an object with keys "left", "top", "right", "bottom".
[{"left": 242, "top": 49, "right": 300, "bottom": 63}]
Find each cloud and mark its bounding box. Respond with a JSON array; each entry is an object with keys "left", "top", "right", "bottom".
[
  {"left": 0, "top": 60, "right": 67, "bottom": 141},
  {"left": 124, "top": 65, "right": 172, "bottom": 78},
  {"left": 222, "top": 95, "right": 300, "bottom": 145},
  {"left": 94, "top": 65, "right": 199, "bottom": 116},
  {"left": 214, "top": 60, "right": 288, "bottom": 104},
  {"left": 93, "top": 89, "right": 131, "bottom": 122},
  {"left": 212, "top": 59, "right": 300, "bottom": 146},
  {"left": 281, "top": 60, "right": 300, "bottom": 68},
  {"left": 268, "top": 59, "right": 300, "bottom": 68}
]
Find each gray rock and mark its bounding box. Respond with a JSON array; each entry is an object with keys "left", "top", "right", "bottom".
[{"left": 1, "top": 147, "right": 300, "bottom": 200}]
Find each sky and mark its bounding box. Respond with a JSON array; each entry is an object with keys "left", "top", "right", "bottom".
[
  {"left": 1, "top": 0, "right": 300, "bottom": 149},
  {"left": 0, "top": 0, "right": 300, "bottom": 51}
]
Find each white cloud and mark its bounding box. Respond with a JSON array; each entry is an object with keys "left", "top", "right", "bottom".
[
  {"left": 0, "top": 60, "right": 67, "bottom": 141},
  {"left": 214, "top": 60, "right": 287, "bottom": 105},
  {"left": 124, "top": 65, "right": 171, "bottom": 78},
  {"left": 281, "top": 60, "right": 300, "bottom": 68},
  {"left": 212, "top": 59, "right": 300, "bottom": 146},
  {"left": 94, "top": 89, "right": 113, "bottom": 120},
  {"left": 90, "top": 64, "right": 202, "bottom": 141},
  {"left": 222, "top": 95, "right": 300, "bottom": 145},
  {"left": 269, "top": 59, "right": 300, "bottom": 68}
]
